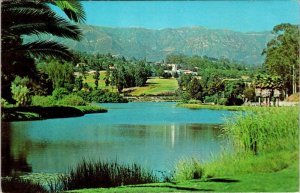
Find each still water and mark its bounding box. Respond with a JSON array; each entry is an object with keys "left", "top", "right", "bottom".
[{"left": 3, "top": 102, "right": 234, "bottom": 175}]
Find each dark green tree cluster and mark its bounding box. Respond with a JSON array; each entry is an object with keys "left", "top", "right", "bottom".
[
  {"left": 1, "top": 0, "right": 85, "bottom": 103},
  {"left": 262, "top": 23, "right": 299, "bottom": 96},
  {"left": 110, "top": 60, "right": 152, "bottom": 93}
]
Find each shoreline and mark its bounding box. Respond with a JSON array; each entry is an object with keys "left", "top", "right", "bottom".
[{"left": 1, "top": 105, "right": 107, "bottom": 122}]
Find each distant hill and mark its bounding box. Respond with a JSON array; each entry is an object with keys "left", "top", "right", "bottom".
[{"left": 24, "top": 24, "right": 274, "bottom": 65}]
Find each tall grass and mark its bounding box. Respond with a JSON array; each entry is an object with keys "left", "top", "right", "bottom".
[
  {"left": 2, "top": 177, "right": 49, "bottom": 193},
  {"left": 60, "top": 159, "right": 159, "bottom": 190},
  {"left": 174, "top": 107, "right": 299, "bottom": 180},
  {"left": 224, "top": 107, "right": 299, "bottom": 154},
  {"left": 174, "top": 158, "right": 204, "bottom": 181}
]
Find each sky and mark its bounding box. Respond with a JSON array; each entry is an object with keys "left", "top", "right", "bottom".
[{"left": 57, "top": 1, "right": 299, "bottom": 32}]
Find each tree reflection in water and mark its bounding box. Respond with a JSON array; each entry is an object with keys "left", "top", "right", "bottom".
[{"left": 2, "top": 122, "right": 32, "bottom": 176}]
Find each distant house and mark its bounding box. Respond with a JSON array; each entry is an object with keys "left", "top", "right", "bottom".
[
  {"left": 179, "top": 70, "right": 198, "bottom": 76},
  {"left": 87, "top": 70, "right": 97, "bottom": 75}
]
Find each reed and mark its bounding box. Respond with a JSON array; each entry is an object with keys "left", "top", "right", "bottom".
[
  {"left": 174, "top": 107, "right": 299, "bottom": 179},
  {"left": 1, "top": 177, "right": 48, "bottom": 193},
  {"left": 60, "top": 159, "right": 159, "bottom": 190},
  {"left": 223, "top": 107, "right": 299, "bottom": 154},
  {"left": 174, "top": 158, "right": 204, "bottom": 181}
]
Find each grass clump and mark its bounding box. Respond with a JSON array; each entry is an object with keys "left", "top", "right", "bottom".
[
  {"left": 224, "top": 107, "right": 299, "bottom": 154},
  {"left": 174, "top": 158, "right": 204, "bottom": 181},
  {"left": 177, "top": 103, "right": 247, "bottom": 111},
  {"left": 2, "top": 177, "right": 49, "bottom": 193},
  {"left": 60, "top": 159, "right": 159, "bottom": 190},
  {"left": 74, "top": 105, "right": 107, "bottom": 114},
  {"left": 204, "top": 106, "right": 299, "bottom": 177},
  {"left": 173, "top": 106, "right": 299, "bottom": 180}
]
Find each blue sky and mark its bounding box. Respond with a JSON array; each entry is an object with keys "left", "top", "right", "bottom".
[{"left": 59, "top": 1, "right": 299, "bottom": 32}]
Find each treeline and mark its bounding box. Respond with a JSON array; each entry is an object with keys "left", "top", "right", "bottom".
[
  {"left": 166, "top": 54, "right": 260, "bottom": 79},
  {"left": 177, "top": 74, "right": 248, "bottom": 105}
]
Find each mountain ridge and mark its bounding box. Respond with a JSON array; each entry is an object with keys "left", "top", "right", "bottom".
[{"left": 25, "top": 24, "right": 274, "bottom": 65}]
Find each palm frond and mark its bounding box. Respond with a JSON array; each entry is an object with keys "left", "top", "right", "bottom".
[
  {"left": 2, "top": 4, "right": 82, "bottom": 40},
  {"left": 9, "top": 18, "right": 82, "bottom": 41},
  {"left": 17, "top": 41, "right": 74, "bottom": 61},
  {"left": 53, "top": 0, "right": 86, "bottom": 23}
]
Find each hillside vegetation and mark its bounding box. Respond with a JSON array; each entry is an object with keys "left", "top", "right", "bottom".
[{"left": 24, "top": 24, "right": 273, "bottom": 64}]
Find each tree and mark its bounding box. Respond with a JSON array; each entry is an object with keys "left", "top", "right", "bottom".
[
  {"left": 187, "top": 78, "right": 203, "bottom": 100},
  {"left": 75, "top": 76, "right": 83, "bottom": 91},
  {"left": 38, "top": 59, "right": 75, "bottom": 90},
  {"left": 178, "top": 74, "right": 192, "bottom": 89},
  {"left": 262, "top": 23, "right": 299, "bottom": 96},
  {"left": 224, "top": 80, "right": 245, "bottom": 105},
  {"left": 11, "top": 76, "right": 31, "bottom": 106},
  {"left": 2, "top": 0, "right": 85, "bottom": 101},
  {"left": 93, "top": 71, "right": 100, "bottom": 89},
  {"left": 111, "top": 65, "right": 126, "bottom": 93}
]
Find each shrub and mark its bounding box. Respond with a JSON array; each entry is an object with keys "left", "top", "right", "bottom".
[
  {"left": 1, "top": 98, "right": 12, "bottom": 107},
  {"left": 204, "top": 95, "right": 218, "bottom": 104},
  {"left": 174, "top": 158, "right": 204, "bottom": 181},
  {"left": 56, "top": 94, "right": 87, "bottom": 106},
  {"left": 11, "top": 79, "right": 31, "bottom": 106},
  {"left": 52, "top": 88, "right": 69, "bottom": 100},
  {"left": 218, "top": 98, "right": 228, "bottom": 105},
  {"left": 77, "top": 90, "right": 128, "bottom": 103},
  {"left": 187, "top": 99, "right": 201, "bottom": 104},
  {"left": 31, "top": 96, "right": 56, "bottom": 107}
]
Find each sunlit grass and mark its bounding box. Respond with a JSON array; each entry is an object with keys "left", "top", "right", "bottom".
[
  {"left": 129, "top": 77, "right": 178, "bottom": 96},
  {"left": 83, "top": 71, "right": 116, "bottom": 91}
]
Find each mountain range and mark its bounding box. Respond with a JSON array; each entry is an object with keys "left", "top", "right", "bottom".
[{"left": 26, "top": 24, "right": 274, "bottom": 65}]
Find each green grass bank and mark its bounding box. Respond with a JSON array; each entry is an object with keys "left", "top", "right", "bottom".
[{"left": 67, "top": 106, "right": 299, "bottom": 192}]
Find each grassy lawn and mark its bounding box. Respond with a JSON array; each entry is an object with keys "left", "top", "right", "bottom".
[
  {"left": 177, "top": 103, "right": 248, "bottom": 111},
  {"left": 83, "top": 71, "right": 116, "bottom": 91},
  {"left": 129, "top": 77, "right": 178, "bottom": 96},
  {"left": 67, "top": 162, "right": 298, "bottom": 192},
  {"left": 83, "top": 73, "right": 178, "bottom": 96}
]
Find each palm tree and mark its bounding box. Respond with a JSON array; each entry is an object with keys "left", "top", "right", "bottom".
[
  {"left": 1, "top": 0, "right": 86, "bottom": 101},
  {"left": 253, "top": 74, "right": 283, "bottom": 106}
]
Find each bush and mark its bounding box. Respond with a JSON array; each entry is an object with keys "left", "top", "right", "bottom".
[
  {"left": 187, "top": 99, "right": 201, "bottom": 104},
  {"left": 174, "top": 158, "right": 204, "bottom": 181},
  {"left": 52, "top": 88, "right": 69, "bottom": 100},
  {"left": 204, "top": 95, "right": 218, "bottom": 104},
  {"left": 1, "top": 98, "right": 12, "bottom": 107},
  {"left": 31, "top": 96, "right": 56, "bottom": 107},
  {"left": 56, "top": 94, "right": 87, "bottom": 106},
  {"left": 218, "top": 98, "right": 228, "bottom": 105},
  {"left": 11, "top": 83, "right": 31, "bottom": 106},
  {"left": 77, "top": 90, "right": 128, "bottom": 103}
]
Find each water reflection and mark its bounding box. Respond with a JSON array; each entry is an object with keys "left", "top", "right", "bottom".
[
  {"left": 2, "top": 122, "right": 32, "bottom": 176},
  {"left": 5, "top": 122, "right": 225, "bottom": 174}
]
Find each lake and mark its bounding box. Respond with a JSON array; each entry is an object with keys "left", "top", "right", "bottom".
[{"left": 2, "top": 102, "right": 234, "bottom": 176}]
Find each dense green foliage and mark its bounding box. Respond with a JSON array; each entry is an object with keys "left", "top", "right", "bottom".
[
  {"left": 37, "top": 59, "right": 75, "bottom": 90},
  {"left": 11, "top": 76, "right": 32, "bottom": 106},
  {"left": 263, "top": 23, "right": 299, "bottom": 95},
  {"left": 168, "top": 54, "right": 252, "bottom": 105},
  {"left": 1, "top": 0, "right": 84, "bottom": 102},
  {"left": 77, "top": 90, "right": 128, "bottom": 103}
]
